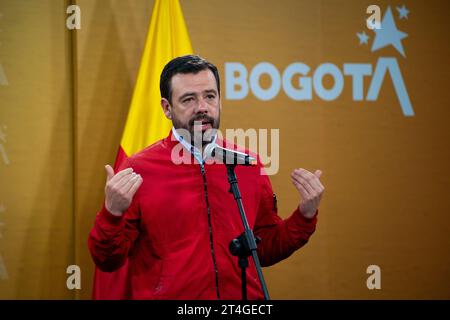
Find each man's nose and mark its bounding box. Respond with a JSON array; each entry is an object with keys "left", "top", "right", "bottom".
[{"left": 195, "top": 97, "right": 209, "bottom": 114}]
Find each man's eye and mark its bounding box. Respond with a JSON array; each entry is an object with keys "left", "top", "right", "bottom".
[
  {"left": 183, "top": 97, "right": 193, "bottom": 103},
  {"left": 206, "top": 95, "right": 216, "bottom": 99}
]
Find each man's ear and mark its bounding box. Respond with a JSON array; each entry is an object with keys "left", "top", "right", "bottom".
[{"left": 161, "top": 98, "right": 172, "bottom": 120}]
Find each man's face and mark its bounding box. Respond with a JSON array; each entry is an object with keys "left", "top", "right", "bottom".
[{"left": 162, "top": 69, "right": 221, "bottom": 146}]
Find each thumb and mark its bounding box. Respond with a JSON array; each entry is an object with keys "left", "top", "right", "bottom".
[
  {"left": 314, "top": 169, "right": 322, "bottom": 179},
  {"left": 105, "top": 164, "right": 114, "bottom": 181}
]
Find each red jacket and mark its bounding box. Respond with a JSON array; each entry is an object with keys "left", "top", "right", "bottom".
[{"left": 88, "top": 132, "right": 318, "bottom": 299}]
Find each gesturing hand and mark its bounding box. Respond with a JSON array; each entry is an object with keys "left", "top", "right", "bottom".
[
  {"left": 290, "top": 168, "right": 324, "bottom": 219},
  {"left": 104, "top": 165, "right": 143, "bottom": 217}
]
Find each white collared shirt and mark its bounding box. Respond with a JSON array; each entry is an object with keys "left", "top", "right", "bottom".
[{"left": 171, "top": 127, "right": 217, "bottom": 165}]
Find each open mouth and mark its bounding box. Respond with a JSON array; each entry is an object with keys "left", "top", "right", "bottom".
[{"left": 193, "top": 119, "right": 213, "bottom": 131}]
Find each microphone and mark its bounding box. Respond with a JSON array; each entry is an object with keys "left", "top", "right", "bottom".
[{"left": 204, "top": 143, "right": 257, "bottom": 166}]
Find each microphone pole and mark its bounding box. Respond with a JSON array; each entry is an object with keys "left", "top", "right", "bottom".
[{"left": 226, "top": 163, "right": 270, "bottom": 300}]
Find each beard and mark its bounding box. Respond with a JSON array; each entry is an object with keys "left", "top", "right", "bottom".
[{"left": 172, "top": 112, "right": 220, "bottom": 148}]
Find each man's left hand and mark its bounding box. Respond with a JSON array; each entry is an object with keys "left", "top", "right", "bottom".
[{"left": 290, "top": 168, "right": 325, "bottom": 219}]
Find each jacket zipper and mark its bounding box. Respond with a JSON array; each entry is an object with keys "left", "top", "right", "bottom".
[{"left": 200, "top": 163, "right": 221, "bottom": 299}]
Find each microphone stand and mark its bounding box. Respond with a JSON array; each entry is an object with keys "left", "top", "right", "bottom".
[{"left": 226, "top": 164, "right": 270, "bottom": 300}]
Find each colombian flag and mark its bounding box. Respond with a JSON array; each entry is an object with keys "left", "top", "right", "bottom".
[{"left": 93, "top": 0, "right": 193, "bottom": 299}]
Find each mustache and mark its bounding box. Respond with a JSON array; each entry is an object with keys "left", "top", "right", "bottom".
[{"left": 189, "top": 114, "right": 215, "bottom": 127}]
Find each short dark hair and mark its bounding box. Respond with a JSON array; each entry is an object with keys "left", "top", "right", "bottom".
[{"left": 160, "top": 55, "right": 221, "bottom": 104}]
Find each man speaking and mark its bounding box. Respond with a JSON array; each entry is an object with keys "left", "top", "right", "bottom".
[{"left": 88, "top": 55, "right": 325, "bottom": 300}]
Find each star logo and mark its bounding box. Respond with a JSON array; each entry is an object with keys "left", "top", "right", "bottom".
[
  {"left": 356, "top": 31, "right": 369, "bottom": 45},
  {"left": 348, "top": 5, "right": 414, "bottom": 116},
  {"left": 371, "top": 6, "right": 408, "bottom": 57},
  {"left": 396, "top": 5, "right": 410, "bottom": 20}
]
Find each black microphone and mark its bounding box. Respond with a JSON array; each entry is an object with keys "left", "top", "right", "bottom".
[{"left": 204, "top": 143, "right": 257, "bottom": 166}]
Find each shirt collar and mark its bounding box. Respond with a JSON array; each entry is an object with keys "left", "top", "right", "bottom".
[{"left": 171, "top": 127, "right": 217, "bottom": 165}]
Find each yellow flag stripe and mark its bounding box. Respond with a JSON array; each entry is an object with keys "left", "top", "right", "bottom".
[{"left": 120, "top": 0, "right": 193, "bottom": 156}]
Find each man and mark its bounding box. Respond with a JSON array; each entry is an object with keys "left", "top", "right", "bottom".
[{"left": 88, "top": 55, "right": 324, "bottom": 300}]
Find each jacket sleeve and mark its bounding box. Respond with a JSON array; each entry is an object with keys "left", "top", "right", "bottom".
[
  {"left": 254, "top": 167, "right": 318, "bottom": 267},
  {"left": 88, "top": 159, "right": 141, "bottom": 272}
]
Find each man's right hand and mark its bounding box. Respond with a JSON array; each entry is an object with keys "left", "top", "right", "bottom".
[{"left": 104, "top": 165, "right": 143, "bottom": 217}]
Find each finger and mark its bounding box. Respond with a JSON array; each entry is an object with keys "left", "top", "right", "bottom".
[
  {"left": 120, "top": 173, "right": 140, "bottom": 193},
  {"left": 291, "top": 177, "right": 309, "bottom": 199},
  {"left": 295, "top": 168, "right": 318, "bottom": 184},
  {"left": 313, "top": 169, "right": 325, "bottom": 190},
  {"left": 291, "top": 172, "right": 314, "bottom": 195},
  {"left": 313, "top": 170, "right": 325, "bottom": 190},
  {"left": 314, "top": 170, "right": 322, "bottom": 179},
  {"left": 304, "top": 174, "right": 324, "bottom": 196},
  {"left": 109, "top": 167, "right": 134, "bottom": 185},
  {"left": 105, "top": 165, "right": 115, "bottom": 182},
  {"left": 295, "top": 171, "right": 323, "bottom": 199},
  {"left": 114, "top": 172, "right": 137, "bottom": 190},
  {"left": 292, "top": 170, "right": 316, "bottom": 192},
  {"left": 127, "top": 175, "right": 143, "bottom": 197},
  {"left": 294, "top": 169, "right": 322, "bottom": 193}
]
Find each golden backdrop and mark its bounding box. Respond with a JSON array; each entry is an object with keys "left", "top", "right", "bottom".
[{"left": 0, "top": 0, "right": 449, "bottom": 299}]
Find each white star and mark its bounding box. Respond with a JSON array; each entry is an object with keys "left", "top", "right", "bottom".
[
  {"left": 397, "top": 5, "right": 410, "bottom": 19},
  {"left": 357, "top": 31, "right": 369, "bottom": 45},
  {"left": 371, "top": 6, "right": 408, "bottom": 57}
]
